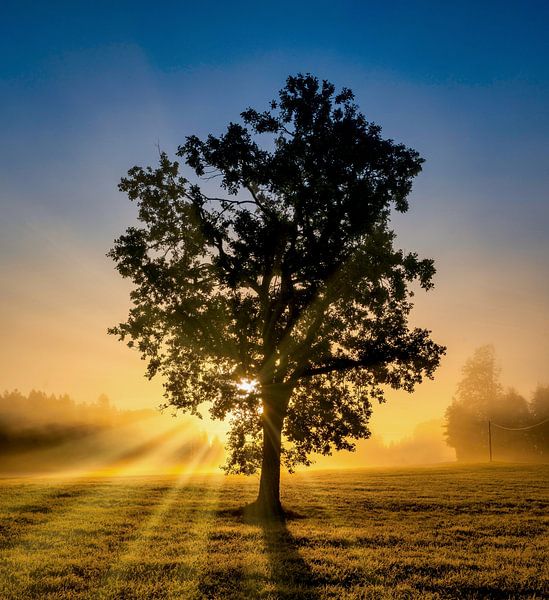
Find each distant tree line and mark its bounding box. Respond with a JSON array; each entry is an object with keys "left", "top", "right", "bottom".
[
  {"left": 445, "top": 346, "right": 549, "bottom": 462},
  {"left": 0, "top": 390, "right": 146, "bottom": 453},
  {"left": 0, "top": 390, "right": 224, "bottom": 475}
]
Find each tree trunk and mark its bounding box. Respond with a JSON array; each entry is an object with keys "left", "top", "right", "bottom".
[{"left": 254, "top": 383, "right": 292, "bottom": 517}]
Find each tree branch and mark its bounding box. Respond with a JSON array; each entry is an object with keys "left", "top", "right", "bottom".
[
  {"left": 293, "top": 355, "right": 383, "bottom": 380},
  {"left": 204, "top": 196, "right": 257, "bottom": 207},
  {"left": 245, "top": 184, "right": 275, "bottom": 217}
]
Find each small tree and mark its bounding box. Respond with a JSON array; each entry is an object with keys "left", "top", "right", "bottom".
[{"left": 109, "top": 74, "right": 445, "bottom": 516}]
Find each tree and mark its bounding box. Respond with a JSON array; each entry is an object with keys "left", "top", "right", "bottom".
[
  {"left": 530, "top": 386, "right": 549, "bottom": 459},
  {"left": 492, "top": 388, "right": 531, "bottom": 460},
  {"left": 445, "top": 346, "right": 539, "bottom": 461},
  {"left": 531, "top": 385, "right": 549, "bottom": 421},
  {"left": 455, "top": 345, "right": 502, "bottom": 417},
  {"left": 109, "top": 74, "right": 445, "bottom": 516},
  {"left": 446, "top": 346, "right": 502, "bottom": 460}
]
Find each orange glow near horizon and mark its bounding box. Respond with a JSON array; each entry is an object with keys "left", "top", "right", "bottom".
[{"left": 1, "top": 224, "right": 547, "bottom": 469}]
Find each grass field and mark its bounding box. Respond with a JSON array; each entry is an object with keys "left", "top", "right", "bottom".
[{"left": 0, "top": 464, "right": 547, "bottom": 599}]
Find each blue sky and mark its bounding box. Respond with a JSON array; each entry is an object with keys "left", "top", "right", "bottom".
[
  {"left": 1, "top": 1, "right": 548, "bottom": 439},
  {"left": 3, "top": 1, "right": 549, "bottom": 83}
]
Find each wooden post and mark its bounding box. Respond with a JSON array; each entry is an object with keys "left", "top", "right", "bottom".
[{"left": 488, "top": 420, "right": 492, "bottom": 462}]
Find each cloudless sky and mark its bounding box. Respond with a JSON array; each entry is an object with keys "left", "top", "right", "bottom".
[{"left": 1, "top": 1, "right": 548, "bottom": 444}]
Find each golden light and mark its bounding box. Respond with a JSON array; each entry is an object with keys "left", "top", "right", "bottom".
[
  {"left": 236, "top": 378, "right": 262, "bottom": 414},
  {"left": 236, "top": 378, "right": 259, "bottom": 395}
]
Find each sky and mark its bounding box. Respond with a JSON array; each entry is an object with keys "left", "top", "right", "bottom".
[{"left": 1, "top": 1, "right": 548, "bottom": 446}]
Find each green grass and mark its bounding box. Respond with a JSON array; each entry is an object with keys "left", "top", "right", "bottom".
[{"left": 0, "top": 464, "right": 547, "bottom": 599}]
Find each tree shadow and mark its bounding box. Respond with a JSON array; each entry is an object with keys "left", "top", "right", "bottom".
[
  {"left": 212, "top": 506, "right": 321, "bottom": 598},
  {"left": 234, "top": 506, "right": 320, "bottom": 600},
  {"left": 261, "top": 520, "right": 321, "bottom": 599}
]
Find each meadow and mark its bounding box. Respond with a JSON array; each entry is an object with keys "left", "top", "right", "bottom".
[{"left": 0, "top": 464, "right": 547, "bottom": 599}]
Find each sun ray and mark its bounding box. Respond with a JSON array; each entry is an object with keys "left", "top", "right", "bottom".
[
  {"left": 0, "top": 419, "right": 198, "bottom": 525},
  {"left": 96, "top": 443, "right": 223, "bottom": 596}
]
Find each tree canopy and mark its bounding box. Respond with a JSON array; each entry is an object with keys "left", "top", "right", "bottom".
[{"left": 109, "top": 74, "right": 445, "bottom": 512}]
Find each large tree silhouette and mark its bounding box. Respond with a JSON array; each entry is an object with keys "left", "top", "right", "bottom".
[{"left": 109, "top": 74, "right": 445, "bottom": 516}]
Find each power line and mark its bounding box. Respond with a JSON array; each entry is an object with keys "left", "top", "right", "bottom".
[
  {"left": 490, "top": 417, "right": 549, "bottom": 432},
  {"left": 487, "top": 417, "right": 548, "bottom": 462}
]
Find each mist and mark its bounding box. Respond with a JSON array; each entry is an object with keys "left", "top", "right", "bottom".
[
  {"left": 310, "top": 419, "right": 454, "bottom": 470},
  {"left": 0, "top": 390, "right": 223, "bottom": 477}
]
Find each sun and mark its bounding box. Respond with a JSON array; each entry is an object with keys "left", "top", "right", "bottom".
[{"left": 236, "top": 378, "right": 259, "bottom": 395}]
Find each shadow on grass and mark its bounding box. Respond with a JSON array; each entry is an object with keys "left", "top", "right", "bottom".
[
  {"left": 216, "top": 505, "right": 321, "bottom": 599},
  {"left": 197, "top": 508, "right": 247, "bottom": 598},
  {"left": 261, "top": 519, "right": 321, "bottom": 600}
]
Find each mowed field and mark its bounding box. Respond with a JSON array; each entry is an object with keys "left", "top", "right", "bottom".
[{"left": 0, "top": 464, "right": 547, "bottom": 599}]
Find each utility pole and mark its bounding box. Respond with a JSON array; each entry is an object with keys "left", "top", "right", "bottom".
[{"left": 488, "top": 420, "right": 492, "bottom": 462}]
